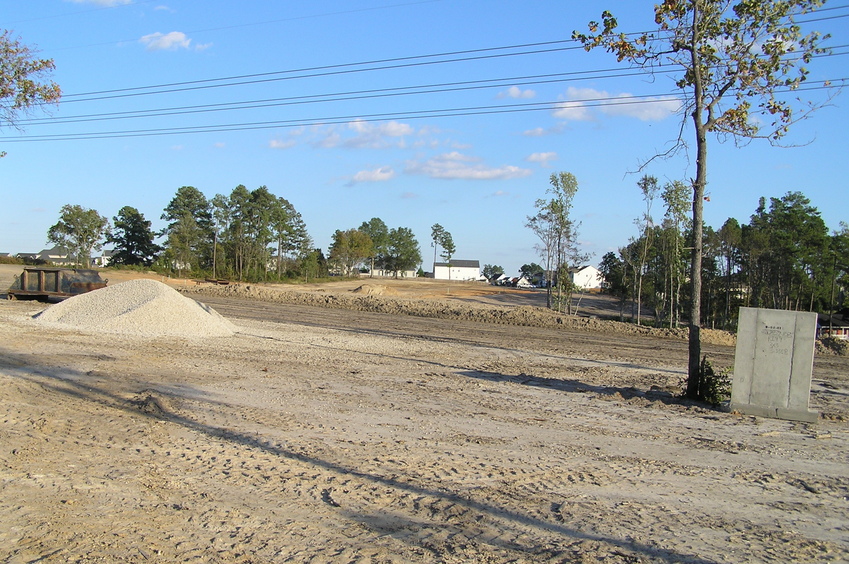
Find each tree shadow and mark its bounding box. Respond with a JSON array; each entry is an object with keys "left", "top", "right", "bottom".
[
  {"left": 455, "top": 368, "right": 695, "bottom": 408},
  {"left": 1, "top": 352, "right": 714, "bottom": 563},
  {"left": 245, "top": 322, "right": 687, "bottom": 378}
]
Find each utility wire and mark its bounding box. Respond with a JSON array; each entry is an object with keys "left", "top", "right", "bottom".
[
  {"left": 22, "top": 67, "right": 678, "bottom": 126},
  {"left": 8, "top": 8, "right": 845, "bottom": 139},
  {"left": 59, "top": 42, "right": 589, "bottom": 103},
  {"left": 20, "top": 48, "right": 847, "bottom": 128},
  {"left": 4, "top": 81, "right": 839, "bottom": 143},
  {"left": 55, "top": 9, "right": 849, "bottom": 103}
]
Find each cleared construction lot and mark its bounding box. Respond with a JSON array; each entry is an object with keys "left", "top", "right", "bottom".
[{"left": 1, "top": 268, "right": 848, "bottom": 563}]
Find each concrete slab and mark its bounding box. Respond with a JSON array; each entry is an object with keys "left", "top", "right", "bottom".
[{"left": 730, "top": 307, "right": 818, "bottom": 423}]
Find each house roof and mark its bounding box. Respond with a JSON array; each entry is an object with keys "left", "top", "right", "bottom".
[
  {"left": 39, "top": 246, "right": 70, "bottom": 257},
  {"left": 570, "top": 265, "right": 599, "bottom": 273},
  {"left": 434, "top": 260, "right": 480, "bottom": 268},
  {"left": 819, "top": 312, "right": 849, "bottom": 328}
]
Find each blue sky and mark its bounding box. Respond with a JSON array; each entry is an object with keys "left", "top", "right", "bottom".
[{"left": 1, "top": 0, "right": 847, "bottom": 276}]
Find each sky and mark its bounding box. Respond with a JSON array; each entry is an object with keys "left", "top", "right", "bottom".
[{"left": 1, "top": 0, "right": 847, "bottom": 276}]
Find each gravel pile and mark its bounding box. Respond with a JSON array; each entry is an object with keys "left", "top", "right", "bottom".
[{"left": 34, "top": 279, "right": 237, "bottom": 338}]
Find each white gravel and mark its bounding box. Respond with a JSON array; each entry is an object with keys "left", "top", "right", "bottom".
[{"left": 33, "top": 279, "right": 237, "bottom": 338}]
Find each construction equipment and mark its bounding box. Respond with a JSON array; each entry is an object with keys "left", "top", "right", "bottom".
[{"left": 7, "top": 267, "right": 107, "bottom": 301}]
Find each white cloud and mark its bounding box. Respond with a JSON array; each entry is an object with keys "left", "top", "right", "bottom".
[
  {"left": 310, "top": 120, "right": 416, "bottom": 149},
  {"left": 527, "top": 152, "right": 557, "bottom": 167},
  {"left": 552, "top": 101, "right": 594, "bottom": 121},
  {"left": 553, "top": 86, "right": 679, "bottom": 122},
  {"left": 315, "top": 130, "right": 342, "bottom": 149},
  {"left": 344, "top": 120, "right": 414, "bottom": 149},
  {"left": 498, "top": 86, "right": 536, "bottom": 99},
  {"left": 522, "top": 127, "right": 549, "bottom": 137},
  {"left": 140, "top": 31, "right": 192, "bottom": 51},
  {"left": 602, "top": 94, "right": 681, "bottom": 121},
  {"left": 405, "top": 152, "right": 532, "bottom": 180},
  {"left": 269, "top": 139, "right": 296, "bottom": 150},
  {"left": 350, "top": 166, "right": 396, "bottom": 184}
]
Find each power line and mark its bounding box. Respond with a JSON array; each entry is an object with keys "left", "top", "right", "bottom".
[
  {"left": 22, "top": 67, "right": 678, "bottom": 126},
  {"left": 7, "top": 7, "right": 844, "bottom": 141},
  {"left": 43, "top": 21, "right": 846, "bottom": 117},
  {"left": 4, "top": 81, "right": 839, "bottom": 143},
  {"left": 21, "top": 47, "right": 847, "bottom": 128},
  {"left": 59, "top": 40, "right": 589, "bottom": 103}
]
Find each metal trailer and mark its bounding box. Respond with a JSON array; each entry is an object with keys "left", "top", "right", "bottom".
[{"left": 7, "top": 267, "right": 107, "bottom": 301}]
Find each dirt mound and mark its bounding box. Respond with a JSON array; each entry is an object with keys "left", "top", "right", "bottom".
[
  {"left": 35, "top": 279, "right": 236, "bottom": 338},
  {"left": 186, "top": 283, "right": 736, "bottom": 345},
  {"left": 351, "top": 284, "right": 390, "bottom": 296}
]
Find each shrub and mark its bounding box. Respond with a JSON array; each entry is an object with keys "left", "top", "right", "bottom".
[{"left": 698, "top": 356, "right": 732, "bottom": 407}]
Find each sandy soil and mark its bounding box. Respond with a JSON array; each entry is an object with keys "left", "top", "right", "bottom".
[{"left": 1, "top": 266, "right": 848, "bottom": 563}]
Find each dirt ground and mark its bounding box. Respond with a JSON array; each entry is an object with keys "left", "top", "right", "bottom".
[{"left": 1, "top": 266, "right": 848, "bottom": 563}]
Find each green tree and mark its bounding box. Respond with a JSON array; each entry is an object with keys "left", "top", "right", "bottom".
[
  {"left": 716, "top": 217, "right": 743, "bottom": 329},
  {"left": 300, "top": 248, "right": 326, "bottom": 282},
  {"left": 165, "top": 211, "right": 200, "bottom": 276},
  {"left": 1, "top": 30, "right": 61, "bottom": 156},
  {"left": 825, "top": 223, "right": 849, "bottom": 332},
  {"left": 329, "top": 228, "right": 373, "bottom": 276},
  {"left": 599, "top": 251, "right": 630, "bottom": 321},
  {"left": 107, "top": 206, "right": 160, "bottom": 266},
  {"left": 430, "top": 223, "right": 445, "bottom": 271},
  {"left": 436, "top": 227, "right": 456, "bottom": 291},
  {"left": 482, "top": 264, "right": 504, "bottom": 281},
  {"left": 634, "top": 175, "right": 660, "bottom": 325},
  {"left": 210, "top": 194, "right": 231, "bottom": 279},
  {"left": 520, "top": 262, "right": 544, "bottom": 280},
  {"left": 526, "top": 172, "right": 588, "bottom": 313},
  {"left": 360, "top": 218, "right": 390, "bottom": 276},
  {"left": 47, "top": 205, "right": 109, "bottom": 268},
  {"left": 224, "top": 185, "right": 251, "bottom": 279},
  {"left": 743, "top": 191, "right": 829, "bottom": 311},
  {"left": 162, "top": 186, "right": 212, "bottom": 272},
  {"left": 439, "top": 231, "right": 456, "bottom": 265},
  {"left": 384, "top": 227, "right": 422, "bottom": 278},
  {"left": 660, "top": 180, "right": 691, "bottom": 328},
  {"left": 574, "top": 1, "right": 833, "bottom": 401},
  {"left": 244, "top": 186, "right": 276, "bottom": 280}
]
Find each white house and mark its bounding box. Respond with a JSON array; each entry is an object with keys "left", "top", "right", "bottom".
[
  {"left": 19, "top": 246, "right": 74, "bottom": 266},
  {"left": 494, "top": 273, "right": 512, "bottom": 286},
  {"left": 371, "top": 268, "right": 419, "bottom": 279},
  {"left": 570, "top": 265, "right": 603, "bottom": 290},
  {"left": 92, "top": 249, "right": 117, "bottom": 268},
  {"left": 433, "top": 259, "right": 480, "bottom": 281},
  {"left": 515, "top": 275, "right": 535, "bottom": 289}
]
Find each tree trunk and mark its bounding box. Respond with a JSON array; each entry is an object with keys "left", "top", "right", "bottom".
[
  {"left": 685, "top": 4, "right": 707, "bottom": 401},
  {"left": 637, "top": 272, "right": 643, "bottom": 326}
]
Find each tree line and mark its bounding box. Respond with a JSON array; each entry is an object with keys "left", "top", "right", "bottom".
[
  {"left": 44, "top": 185, "right": 425, "bottom": 282},
  {"left": 599, "top": 187, "right": 848, "bottom": 330}
]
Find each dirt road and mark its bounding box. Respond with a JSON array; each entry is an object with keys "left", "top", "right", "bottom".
[{"left": 1, "top": 289, "right": 848, "bottom": 563}]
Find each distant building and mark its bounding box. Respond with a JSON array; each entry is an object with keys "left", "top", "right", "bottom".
[
  {"left": 514, "top": 275, "right": 535, "bottom": 289},
  {"left": 92, "top": 249, "right": 117, "bottom": 268},
  {"left": 818, "top": 310, "right": 849, "bottom": 341},
  {"left": 370, "top": 268, "right": 419, "bottom": 279},
  {"left": 17, "top": 246, "right": 74, "bottom": 266},
  {"left": 570, "top": 265, "right": 603, "bottom": 290},
  {"left": 433, "top": 260, "right": 480, "bottom": 281}
]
